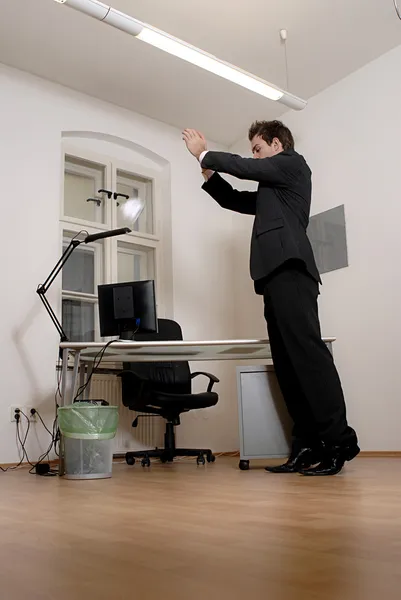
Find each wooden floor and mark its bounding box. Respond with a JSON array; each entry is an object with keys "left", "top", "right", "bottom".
[{"left": 1, "top": 457, "right": 401, "bottom": 600}]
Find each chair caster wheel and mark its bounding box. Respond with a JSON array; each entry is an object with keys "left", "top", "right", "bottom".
[
  {"left": 197, "top": 454, "right": 206, "bottom": 465},
  {"left": 207, "top": 454, "right": 216, "bottom": 463},
  {"left": 160, "top": 456, "right": 168, "bottom": 463},
  {"left": 141, "top": 457, "right": 151, "bottom": 467},
  {"left": 126, "top": 455, "right": 135, "bottom": 466},
  {"left": 239, "top": 460, "right": 250, "bottom": 471}
]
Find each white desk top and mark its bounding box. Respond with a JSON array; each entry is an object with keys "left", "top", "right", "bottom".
[{"left": 60, "top": 338, "right": 335, "bottom": 363}]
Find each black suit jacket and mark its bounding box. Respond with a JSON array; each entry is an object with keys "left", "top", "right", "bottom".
[{"left": 201, "top": 149, "right": 321, "bottom": 292}]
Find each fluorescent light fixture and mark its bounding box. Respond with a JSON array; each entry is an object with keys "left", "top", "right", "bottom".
[
  {"left": 54, "top": 0, "right": 110, "bottom": 19},
  {"left": 52, "top": 0, "right": 307, "bottom": 110},
  {"left": 136, "top": 28, "right": 284, "bottom": 102}
]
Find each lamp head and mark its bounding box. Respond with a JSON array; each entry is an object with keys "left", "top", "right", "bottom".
[{"left": 120, "top": 197, "right": 145, "bottom": 224}]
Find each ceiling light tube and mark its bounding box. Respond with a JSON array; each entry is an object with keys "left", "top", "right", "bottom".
[
  {"left": 103, "top": 8, "right": 144, "bottom": 36},
  {"left": 52, "top": 0, "right": 307, "bottom": 110},
  {"left": 53, "top": 0, "right": 110, "bottom": 20}
]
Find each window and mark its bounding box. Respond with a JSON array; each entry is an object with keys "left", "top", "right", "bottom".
[{"left": 61, "top": 148, "right": 162, "bottom": 341}]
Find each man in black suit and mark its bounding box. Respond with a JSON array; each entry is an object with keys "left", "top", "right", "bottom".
[{"left": 182, "top": 121, "right": 359, "bottom": 476}]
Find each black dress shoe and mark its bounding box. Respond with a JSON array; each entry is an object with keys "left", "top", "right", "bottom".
[
  {"left": 265, "top": 447, "right": 323, "bottom": 473},
  {"left": 300, "top": 444, "right": 360, "bottom": 476}
]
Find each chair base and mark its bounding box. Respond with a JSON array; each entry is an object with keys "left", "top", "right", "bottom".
[
  {"left": 125, "top": 448, "right": 216, "bottom": 467},
  {"left": 125, "top": 421, "right": 216, "bottom": 467}
]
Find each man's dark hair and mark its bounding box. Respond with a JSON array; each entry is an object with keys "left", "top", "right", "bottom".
[{"left": 248, "top": 120, "right": 294, "bottom": 151}]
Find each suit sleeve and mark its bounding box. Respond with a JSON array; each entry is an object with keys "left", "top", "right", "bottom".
[
  {"left": 202, "top": 172, "right": 256, "bottom": 215},
  {"left": 201, "top": 151, "right": 293, "bottom": 185}
]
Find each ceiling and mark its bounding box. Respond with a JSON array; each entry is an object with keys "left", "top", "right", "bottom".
[{"left": 0, "top": 0, "right": 400, "bottom": 146}]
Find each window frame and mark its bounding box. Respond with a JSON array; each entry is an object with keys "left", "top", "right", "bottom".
[{"left": 60, "top": 145, "right": 166, "bottom": 344}]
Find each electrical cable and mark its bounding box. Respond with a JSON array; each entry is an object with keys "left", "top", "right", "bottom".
[
  {"left": 73, "top": 326, "right": 140, "bottom": 402},
  {"left": 29, "top": 340, "right": 91, "bottom": 476},
  {"left": 394, "top": 0, "right": 401, "bottom": 20},
  {"left": 1, "top": 414, "right": 31, "bottom": 473},
  {"left": 54, "top": 353, "right": 63, "bottom": 457},
  {"left": 2, "top": 329, "right": 129, "bottom": 474},
  {"left": 73, "top": 339, "right": 116, "bottom": 401},
  {"left": 17, "top": 412, "right": 35, "bottom": 467},
  {"left": 29, "top": 409, "right": 59, "bottom": 476},
  {"left": 28, "top": 378, "right": 62, "bottom": 475},
  {"left": 35, "top": 411, "right": 54, "bottom": 437}
]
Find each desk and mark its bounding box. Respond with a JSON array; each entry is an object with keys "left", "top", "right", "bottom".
[
  {"left": 59, "top": 337, "right": 335, "bottom": 471},
  {"left": 59, "top": 337, "right": 335, "bottom": 405},
  {"left": 59, "top": 338, "right": 279, "bottom": 405}
]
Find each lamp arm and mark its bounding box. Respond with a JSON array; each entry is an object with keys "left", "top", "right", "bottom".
[
  {"left": 37, "top": 238, "right": 82, "bottom": 295},
  {"left": 36, "top": 227, "right": 130, "bottom": 342},
  {"left": 37, "top": 290, "right": 69, "bottom": 342},
  {"left": 36, "top": 238, "right": 83, "bottom": 342}
]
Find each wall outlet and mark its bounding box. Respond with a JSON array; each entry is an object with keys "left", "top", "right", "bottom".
[{"left": 10, "top": 406, "right": 37, "bottom": 423}]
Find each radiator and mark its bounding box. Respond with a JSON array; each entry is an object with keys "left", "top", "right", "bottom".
[{"left": 89, "top": 374, "right": 164, "bottom": 453}]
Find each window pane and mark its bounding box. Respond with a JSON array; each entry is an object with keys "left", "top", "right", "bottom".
[
  {"left": 62, "top": 300, "right": 95, "bottom": 342},
  {"left": 64, "top": 155, "right": 106, "bottom": 224},
  {"left": 62, "top": 243, "right": 95, "bottom": 294},
  {"left": 117, "top": 241, "right": 155, "bottom": 283},
  {"left": 116, "top": 170, "right": 153, "bottom": 235}
]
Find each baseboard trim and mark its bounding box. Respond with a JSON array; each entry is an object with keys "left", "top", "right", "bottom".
[
  {"left": 359, "top": 451, "right": 401, "bottom": 458},
  {"left": 214, "top": 451, "right": 401, "bottom": 459},
  {"left": 3, "top": 451, "right": 399, "bottom": 469},
  {"left": 0, "top": 459, "right": 59, "bottom": 469},
  {"left": 218, "top": 451, "right": 240, "bottom": 457},
  {"left": 221, "top": 452, "right": 401, "bottom": 459},
  {"left": 221, "top": 451, "right": 401, "bottom": 459}
]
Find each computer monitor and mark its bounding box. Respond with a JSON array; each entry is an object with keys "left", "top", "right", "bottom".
[{"left": 98, "top": 280, "right": 157, "bottom": 339}]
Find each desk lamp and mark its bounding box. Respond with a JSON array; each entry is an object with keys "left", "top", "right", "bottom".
[{"left": 37, "top": 196, "right": 145, "bottom": 341}]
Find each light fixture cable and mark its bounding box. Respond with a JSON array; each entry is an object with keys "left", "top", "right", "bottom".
[
  {"left": 394, "top": 0, "right": 401, "bottom": 19},
  {"left": 280, "top": 29, "right": 290, "bottom": 92}
]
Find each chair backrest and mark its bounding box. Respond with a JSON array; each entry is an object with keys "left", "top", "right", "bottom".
[
  {"left": 132, "top": 318, "right": 184, "bottom": 343},
  {"left": 121, "top": 319, "right": 192, "bottom": 405}
]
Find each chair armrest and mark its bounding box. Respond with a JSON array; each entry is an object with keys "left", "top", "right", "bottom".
[{"left": 190, "top": 371, "right": 220, "bottom": 392}]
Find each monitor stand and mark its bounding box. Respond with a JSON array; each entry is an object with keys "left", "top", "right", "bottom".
[{"left": 118, "top": 330, "right": 136, "bottom": 343}]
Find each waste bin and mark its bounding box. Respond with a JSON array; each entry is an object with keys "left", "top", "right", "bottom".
[{"left": 58, "top": 402, "right": 119, "bottom": 480}]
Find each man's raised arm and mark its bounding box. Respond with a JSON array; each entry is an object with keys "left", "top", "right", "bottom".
[{"left": 200, "top": 150, "right": 289, "bottom": 186}]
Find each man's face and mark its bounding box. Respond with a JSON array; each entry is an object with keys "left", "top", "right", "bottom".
[{"left": 251, "top": 135, "right": 283, "bottom": 159}]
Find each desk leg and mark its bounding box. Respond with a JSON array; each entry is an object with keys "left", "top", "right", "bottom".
[
  {"left": 59, "top": 347, "right": 70, "bottom": 477},
  {"left": 76, "top": 361, "right": 93, "bottom": 401},
  {"left": 70, "top": 350, "right": 81, "bottom": 403},
  {"left": 60, "top": 348, "right": 69, "bottom": 408},
  {"left": 59, "top": 349, "right": 80, "bottom": 477}
]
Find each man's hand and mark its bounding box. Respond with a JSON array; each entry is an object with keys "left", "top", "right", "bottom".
[
  {"left": 182, "top": 129, "right": 207, "bottom": 160},
  {"left": 201, "top": 168, "right": 214, "bottom": 182}
]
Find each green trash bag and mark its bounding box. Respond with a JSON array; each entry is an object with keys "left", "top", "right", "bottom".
[{"left": 58, "top": 403, "right": 119, "bottom": 440}]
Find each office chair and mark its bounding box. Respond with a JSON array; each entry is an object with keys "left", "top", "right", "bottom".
[{"left": 119, "top": 318, "right": 219, "bottom": 467}]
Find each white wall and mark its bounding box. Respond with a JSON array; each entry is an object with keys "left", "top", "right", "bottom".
[
  {"left": 2, "top": 43, "right": 399, "bottom": 464},
  {"left": 229, "top": 45, "right": 401, "bottom": 450},
  {"left": 0, "top": 63, "right": 239, "bottom": 464}
]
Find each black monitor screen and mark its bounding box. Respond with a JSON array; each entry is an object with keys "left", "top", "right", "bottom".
[{"left": 98, "top": 280, "right": 157, "bottom": 338}]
